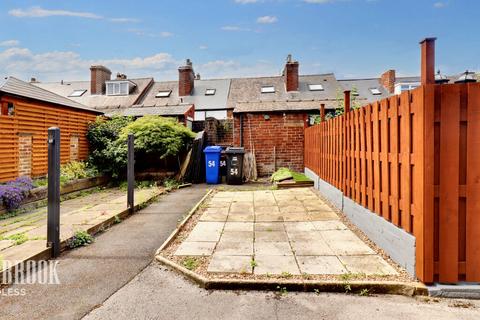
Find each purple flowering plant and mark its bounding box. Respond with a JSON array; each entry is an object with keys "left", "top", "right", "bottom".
[{"left": 0, "top": 177, "right": 34, "bottom": 211}]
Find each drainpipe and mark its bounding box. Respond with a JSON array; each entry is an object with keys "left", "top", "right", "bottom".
[{"left": 239, "top": 114, "right": 244, "bottom": 147}]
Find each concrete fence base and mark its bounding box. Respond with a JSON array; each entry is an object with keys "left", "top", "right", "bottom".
[{"left": 305, "top": 168, "right": 416, "bottom": 277}]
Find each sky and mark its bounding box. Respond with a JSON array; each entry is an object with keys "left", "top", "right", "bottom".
[{"left": 0, "top": 0, "right": 478, "bottom": 82}]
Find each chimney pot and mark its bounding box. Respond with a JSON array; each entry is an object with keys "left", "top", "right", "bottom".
[
  {"left": 420, "top": 37, "right": 436, "bottom": 85},
  {"left": 90, "top": 65, "right": 112, "bottom": 95},
  {"left": 284, "top": 55, "right": 299, "bottom": 92}
]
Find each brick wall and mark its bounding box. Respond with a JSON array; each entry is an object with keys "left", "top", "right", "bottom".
[
  {"left": 18, "top": 134, "right": 32, "bottom": 177},
  {"left": 233, "top": 112, "right": 307, "bottom": 176},
  {"left": 204, "top": 118, "right": 234, "bottom": 146},
  {"left": 90, "top": 65, "right": 112, "bottom": 95},
  {"left": 380, "top": 69, "right": 396, "bottom": 93},
  {"left": 70, "top": 135, "right": 79, "bottom": 161}
]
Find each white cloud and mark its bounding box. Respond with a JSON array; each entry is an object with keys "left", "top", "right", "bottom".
[
  {"left": 199, "top": 45, "right": 208, "bottom": 50},
  {"left": 198, "top": 59, "right": 279, "bottom": 78},
  {"left": 433, "top": 2, "right": 447, "bottom": 8},
  {"left": 109, "top": 17, "right": 139, "bottom": 23},
  {"left": 9, "top": 6, "right": 102, "bottom": 19},
  {"left": 221, "top": 25, "right": 251, "bottom": 31},
  {"left": 9, "top": 6, "right": 138, "bottom": 23},
  {"left": 235, "top": 0, "right": 260, "bottom": 4},
  {"left": 0, "top": 40, "right": 20, "bottom": 47},
  {"left": 160, "top": 31, "right": 174, "bottom": 38},
  {"left": 256, "top": 15, "right": 278, "bottom": 24}
]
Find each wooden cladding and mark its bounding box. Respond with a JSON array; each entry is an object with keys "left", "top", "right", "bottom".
[
  {"left": 0, "top": 96, "right": 97, "bottom": 182},
  {"left": 304, "top": 83, "right": 480, "bottom": 283}
]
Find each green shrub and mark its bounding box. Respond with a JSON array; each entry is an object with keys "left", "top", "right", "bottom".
[
  {"left": 61, "top": 161, "right": 97, "bottom": 182},
  {"left": 118, "top": 116, "right": 195, "bottom": 159}
]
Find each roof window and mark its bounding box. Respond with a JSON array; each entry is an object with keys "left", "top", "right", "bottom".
[
  {"left": 308, "top": 84, "right": 324, "bottom": 91},
  {"left": 261, "top": 86, "right": 275, "bottom": 93},
  {"left": 156, "top": 90, "right": 172, "bottom": 98},
  {"left": 205, "top": 89, "right": 216, "bottom": 96},
  {"left": 369, "top": 88, "right": 382, "bottom": 95},
  {"left": 68, "top": 89, "right": 87, "bottom": 97}
]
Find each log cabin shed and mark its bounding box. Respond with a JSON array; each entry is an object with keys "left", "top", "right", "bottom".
[{"left": 0, "top": 77, "right": 102, "bottom": 182}]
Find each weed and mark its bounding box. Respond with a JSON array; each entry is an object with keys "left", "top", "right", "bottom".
[
  {"left": 250, "top": 259, "right": 257, "bottom": 268},
  {"left": 449, "top": 301, "right": 475, "bottom": 309},
  {"left": 182, "top": 257, "right": 198, "bottom": 270},
  {"left": 68, "top": 230, "right": 94, "bottom": 248},
  {"left": 359, "top": 288, "right": 370, "bottom": 296},
  {"left": 314, "top": 289, "right": 321, "bottom": 295},
  {"left": 341, "top": 272, "right": 352, "bottom": 293},
  {"left": 163, "top": 178, "right": 179, "bottom": 190},
  {"left": 7, "top": 233, "right": 28, "bottom": 245},
  {"left": 114, "top": 215, "right": 122, "bottom": 224},
  {"left": 276, "top": 286, "right": 288, "bottom": 296},
  {"left": 280, "top": 271, "right": 293, "bottom": 278}
]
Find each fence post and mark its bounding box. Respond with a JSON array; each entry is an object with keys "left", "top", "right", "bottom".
[
  {"left": 342, "top": 91, "right": 351, "bottom": 195},
  {"left": 320, "top": 103, "right": 325, "bottom": 122},
  {"left": 47, "top": 127, "right": 60, "bottom": 258},
  {"left": 127, "top": 134, "right": 135, "bottom": 213}
]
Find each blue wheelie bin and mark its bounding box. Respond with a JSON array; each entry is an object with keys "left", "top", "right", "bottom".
[{"left": 204, "top": 146, "right": 222, "bottom": 184}]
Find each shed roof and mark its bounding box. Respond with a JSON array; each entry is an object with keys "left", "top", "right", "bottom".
[
  {"left": 123, "top": 104, "right": 193, "bottom": 117},
  {"left": 0, "top": 77, "right": 100, "bottom": 114},
  {"left": 33, "top": 77, "right": 153, "bottom": 111}
]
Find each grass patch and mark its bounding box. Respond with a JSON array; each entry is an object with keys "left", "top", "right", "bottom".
[
  {"left": 182, "top": 257, "right": 199, "bottom": 270},
  {"left": 6, "top": 233, "right": 29, "bottom": 245}
]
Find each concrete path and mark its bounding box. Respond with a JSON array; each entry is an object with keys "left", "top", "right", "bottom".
[
  {"left": 173, "top": 188, "right": 396, "bottom": 276},
  {"left": 0, "top": 185, "right": 209, "bottom": 320},
  {"left": 84, "top": 261, "right": 480, "bottom": 320}
]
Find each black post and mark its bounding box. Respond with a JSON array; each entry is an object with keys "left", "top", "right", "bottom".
[
  {"left": 47, "top": 127, "right": 60, "bottom": 258},
  {"left": 127, "top": 134, "right": 134, "bottom": 213}
]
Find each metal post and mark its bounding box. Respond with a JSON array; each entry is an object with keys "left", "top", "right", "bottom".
[
  {"left": 47, "top": 127, "right": 60, "bottom": 258},
  {"left": 127, "top": 134, "right": 135, "bottom": 213}
]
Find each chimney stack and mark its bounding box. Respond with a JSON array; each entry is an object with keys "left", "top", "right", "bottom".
[
  {"left": 284, "top": 54, "right": 299, "bottom": 92},
  {"left": 178, "top": 59, "right": 195, "bottom": 96},
  {"left": 420, "top": 38, "right": 436, "bottom": 85},
  {"left": 90, "top": 65, "right": 111, "bottom": 95},
  {"left": 380, "top": 69, "right": 396, "bottom": 93}
]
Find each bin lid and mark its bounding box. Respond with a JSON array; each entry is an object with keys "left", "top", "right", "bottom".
[
  {"left": 204, "top": 146, "right": 223, "bottom": 153},
  {"left": 225, "top": 147, "right": 245, "bottom": 154}
]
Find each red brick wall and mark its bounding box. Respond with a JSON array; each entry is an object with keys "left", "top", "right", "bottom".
[
  {"left": 380, "top": 69, "right": 396, "bottom": 93},
  {"left": 285, "top": 61, "right": 299, "bottom": 92},
  {"left": 233, "top": 112, "right": 307, "bottom": 176},
  {"left": 90, "top": 65, "right": 111, "bottom": 95}
]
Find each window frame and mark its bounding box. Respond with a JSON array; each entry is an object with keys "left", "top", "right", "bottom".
[
  {"left": 308, "top": 84, "right": 324, "bottom": 91},
  {"left": 68, "top": 89, "right": 87, "bottom": 97},
  {"left": 156, "top": 90, "right": 172, "bottom": 98},
  {"left": 261, "top": 86, "right": 275, "bottom": 94}
]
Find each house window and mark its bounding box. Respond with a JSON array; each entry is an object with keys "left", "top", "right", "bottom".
[
  {"left": 106, "top": 81, "right": 129, "bottom": 96},
  {"left": 1, "top": 102, "right": 14, "bottom": 116},
  {"left": 369, "top": 88, "right": 382, "bottom": 95},
  {"left": 68, "top": 89, "right": 87, "bottom": 97},
  {"left": 205, "top": 89, "right": 216, "bottom": 96},
  {"left": 156, "top": 90, "right": 172, "bottom": 98},
  {"left": 195, "top": 110, "right": 228, "bottom": 121},
  {"left": 261, "top": 86, "right": 275, "bottom": 93},
  {"left": 195, "top": 111, "right": 206, "bottom": 121},
  {"left": 308, "top": 84, "right": 324, "bottom": 91}
]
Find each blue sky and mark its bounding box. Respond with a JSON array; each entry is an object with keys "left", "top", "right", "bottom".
[{"left": 0, "top": 0, "right": 478, "bottom": 82}]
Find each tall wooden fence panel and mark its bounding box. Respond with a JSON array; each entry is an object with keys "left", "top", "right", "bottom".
[{"left": 304, "top": 83, "right": 480, "bottom": 283}]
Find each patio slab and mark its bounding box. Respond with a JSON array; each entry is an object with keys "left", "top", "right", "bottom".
[
  {"left": 223, "top": 222, "right": 253, "bottom": 232},
  {"left": 215, "top": 241, "right": 253, "bottom": 256},
  {"left": 297, "top": 256, "right": 347, "bottom": 274},
  {"left": 207, "top": 255, "right": 252, "bottom": 274},
  {"left": 338, "top": 255, "right": 398, "bottom": 275},
  {"left": 174, "top": 241, "right": 217, "bottom": 256},
  {"left": 254, "top": 255, "right": 300, "bottom": 275},
  {"left": 254, "top": 241, "right": 292, "bottom": 256}
]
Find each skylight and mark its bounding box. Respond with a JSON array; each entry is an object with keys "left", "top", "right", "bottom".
[
  {"left": 69, "top": 89, "right": 87, "bottom": 97},
  {"left": 261, "top": 86, "right": 275, "bottom": 93},
  {"left": 369, "top": 88, "right": 382, "bottom": 95},
  {"left": 308, "top": 84, "right": 324, "bottom": 91},
  {"left": 156, "top": 90, "right": 172, "bottom": 98},
  {"left": 205, "top": 89, "right": 216, "bottom": 96}
]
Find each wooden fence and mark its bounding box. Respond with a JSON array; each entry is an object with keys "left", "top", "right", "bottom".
[
  {"left": 0, "top": 96, "right": 98, "bottom": 182},
  {"left": 304, "top": 83, "right": 480, "bottom": 283}
]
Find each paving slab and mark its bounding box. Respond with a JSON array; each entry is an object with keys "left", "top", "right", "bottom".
[
  {"left": 255, "top": 222, "right": 284, "bottom": 231},
  {"left": 226, "top": 213, "right": 254, "bottom": 222},
  {"left": 286, "top": 231, "right": 325, "bottom": 243},
  {"left": 321, "top": 230, "right": 375, "bottom": 255},
  {"left": 229, "top": 203, "right": 254, "bottom": 214},
  {"left": 255, "top": 213, "right": 284, "bottom": 222},
  {"left": 308, "top": 211, "right": 340, "bottom": 221},
  {"left": 254, "top": 255, "right": 300, "bottom": 275},
  {"left": 223, "top": 222, "right": 253, "bottom": 232},
  {"left": 311, "top": 220, "right": 348, "bottom": 231},
  {"left": 297, "top": 256, "right": 347, "bottom": 274},
  {"left": 254, "top": 231, "right": 289, "bottom": 242},
  {"left": 214, "top": 241, "right": 253, "bottom": 256},
  {"left": 290, "top": 240, "right": 334, "bottom": 256},
  {"left": 220, "top": 231, "right": 253, "bottom": 242},
  {"left": 174, "top": 241, "right": 217, "bottom": 256},
  {"left": 254, "top": 206, "right": 280, "bottom": 214},
  {"left": 199, "top": 212, "right": 228, "bottom": 222},
  {"left": 202, "top": 207, "right": 230, "bottom": 215},
  {"left": 284, "top": 221, "right": 316, "bottom": 232},
  {"left": 338, "top": 255, "right": 398, "bottom": 275},
  {"left": 283, "top": 212, "right": 310, "bottom": 221},
  {"left": 207, "top": 255, "right": 252, "bottom": 274},
  {"left": 254, "top": 241, "right": 292, "bottom": 256}
]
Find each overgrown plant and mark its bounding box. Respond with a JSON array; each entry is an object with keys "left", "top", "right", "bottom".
[
  {"left": 0, "top": 177, "right": 34, "bottom": 211},
  {"left": 68, "top": 230, "right": 94, "bottom": 248}
]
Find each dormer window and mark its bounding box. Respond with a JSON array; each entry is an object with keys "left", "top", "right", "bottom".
[
  {"left": 261, "top": 86, "right": 275, "bottom": 93},
  {"left": 69, "top": 89, "right": 87, "bottom": 97},
  {"left": 156, "top": 90, "right": 172, "bottom": 98},
  {"left": 308, "top": 84, "right": 324, "bottom": 91},
  {"left": 369, "top": 88, "right": 382, "bottom": 95},
  {"left": 106, "top": 80, "right": 135, "bottom": 96},
  {"left": 205, "top": 89, "right": 216, "bottom": 96}
]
